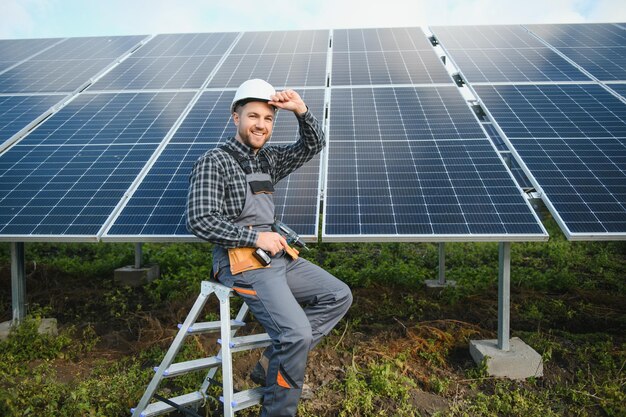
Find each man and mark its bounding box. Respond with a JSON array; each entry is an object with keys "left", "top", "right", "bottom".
[{"left": 186, "top": 79, "right": 352, "bottom": 417}]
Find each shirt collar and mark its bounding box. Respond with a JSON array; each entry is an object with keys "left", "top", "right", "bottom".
[{"left": 225, "top": 136, "right": 257, "bottom": 157}]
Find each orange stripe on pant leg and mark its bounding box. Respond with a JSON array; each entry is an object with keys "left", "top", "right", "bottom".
[
  {"left": 276, "top": 371, "right": 292, "bottom": 389},
  {"left": 232, "top": 287, "right": 257, "bottom": 296}
]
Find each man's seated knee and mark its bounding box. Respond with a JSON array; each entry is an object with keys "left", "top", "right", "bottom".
[{"left": 279, "top": 325, "right": 313, "bottom": 348}]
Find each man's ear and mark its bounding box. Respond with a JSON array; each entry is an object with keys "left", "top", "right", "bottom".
[{"left": 232, "top": 111, "right": 240, "bottom": 126}]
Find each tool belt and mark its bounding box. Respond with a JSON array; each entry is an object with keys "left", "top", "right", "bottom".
[{"left": 228, "top": 246, "right": 300, "bottom": 275}]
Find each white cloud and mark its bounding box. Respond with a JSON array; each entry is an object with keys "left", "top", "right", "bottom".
[
  {"left": 0, "top": 0, "right": 37, "bottom": 39},
  {"left": 587, "top": 0, "right": 626, "bottom": 22}
]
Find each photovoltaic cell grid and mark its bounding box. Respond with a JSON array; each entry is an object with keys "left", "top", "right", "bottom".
[
  {"left": 90, "top": 33, "right": 239, "bottom": 90},
  {"left": 0, "top": 36, "right": 145, "bottom": 93},
  {"left": 104, "top": 89, "right": 326, "bottom": 239},
  {"left": 133, "top": 32, "right": 237, "bottom": 57},
  {"left": 441, "top": 48, "right": 590, "bottom": 83},
  {"left": 0, "top": 91, "right": 194, "bottom": 239},
  {"left": 0, "top": 37, "right": 62, "bottom": 72},
  {"left": 524, "top": 24, "right": 626, "bottom": 81},
  {"left": 526, "top": 23, "right": 626, "bottom": 48},
  {"left": 0, "top": 94, "right": 64, "bottom": 144},
  {"left": 608, "top": 83, "right": 626, "bottom": 99},
  {"left": 18, "top": 92, "right": 195, "bottom": 146},
  {"left": 554, "top": 47, "right": 626, "bottom": 81},
  {"left": 474, "top": 84, "right": 626, "bottom": 237},
  {"left": 332, "top": 27, "right": 451, "bottom": 85},
  {"left": 324, "top": 86, "right": 545, "bottom": 240},
  {"left": 208, "top": 30, "right": 329, "bottom": 88},
  {"left": 430, "top": 25, "right": 547, "bottom": 49},
  {"left": 430, "top": 25, "right": 590, "bottom": 83},
  {"left": 333, "top": 27, "right": 435, "bottom": 51}
]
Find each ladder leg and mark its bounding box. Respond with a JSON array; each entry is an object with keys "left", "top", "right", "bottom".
[
  {"left": 217, "top": 287, "right": 235, "bottom": 417},
  {"left": 201, "top": 300, "right": 250, "bottom": 394},
  {"left": 132, "top": 288, "right": 213, "bottom": 417}
]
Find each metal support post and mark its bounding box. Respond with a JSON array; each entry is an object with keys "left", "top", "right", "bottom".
[
  {"left": 438, "top": 242, "right": 445, "bottom": 285},
  {"left": 469, "top": 241, "right": 542, "bottom": 379},
  {"left": 425, "top": 243, "right": 455, "bottom": 287},
  {"left": 497, "top": 242, "right": 511, "bottom": 351},
  {"left": 135, "top": 242, "right": 143, "bottom": 269},
  {"left": 11, "top": 242, "right": 26, "bottom": 324}
]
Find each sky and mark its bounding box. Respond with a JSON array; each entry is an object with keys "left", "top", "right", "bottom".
[{"left": 2, "top": 0, "right": 626, "bottom": 40}]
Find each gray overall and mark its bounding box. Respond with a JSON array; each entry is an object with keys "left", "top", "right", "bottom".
[{"left": 212, "top": 149, "right": 352, "bottom": 417}]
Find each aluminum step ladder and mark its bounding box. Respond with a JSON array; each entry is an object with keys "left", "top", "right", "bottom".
[{"left": 131, "top": 281, "right": 271, "bottom": 417}]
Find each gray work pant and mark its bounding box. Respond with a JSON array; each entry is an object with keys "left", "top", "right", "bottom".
[{"left": 213, "top": 247, "right": 352, "bottom": 417}]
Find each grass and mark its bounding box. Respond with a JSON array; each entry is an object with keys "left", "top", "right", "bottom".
[{"left": 0, "top": 217, "right": 624, "bottom": 416}]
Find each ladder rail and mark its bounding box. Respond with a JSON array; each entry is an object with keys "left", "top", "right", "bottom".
[
  {"left": 200, "top": 300, "right": 251, "bottom": 394},
  {"left": 131, "top": 288, "right": 213, "bottom": 416},
  {"left": 218, "top": 286, "right": 235, "bottom": 417}
]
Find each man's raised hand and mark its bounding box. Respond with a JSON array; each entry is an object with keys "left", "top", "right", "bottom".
[{"left": 268, "top": 90, "right": 307, "bottom": 116}]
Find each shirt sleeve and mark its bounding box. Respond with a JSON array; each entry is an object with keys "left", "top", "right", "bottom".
[
  {"left": 186, "top": 154, "right": 258, "bottom": 248},
  {"left": 268, "top": 109, "right": 325, "bottom": 183}
]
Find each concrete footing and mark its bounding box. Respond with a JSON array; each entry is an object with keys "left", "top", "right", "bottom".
[
  {"left": 114, "top": 264, "right": 160, "bottom": 287},
  {"left": 0, "top": 318, "right": 58, "bottom": 341},
  {"left": 425, "top": 279, "right": 456, "bottom": 288},
  {"left": 470, "top": 337, "right": 543, "bottom": 380}
]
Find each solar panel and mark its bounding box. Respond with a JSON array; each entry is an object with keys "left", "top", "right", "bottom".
[
  {"left": 332, "top": 27, "right": 435, "bottom": 51},
  {"left": 32, "top": 36, "right": 147, "bottom": 60},
  {"left": 439, "top": 47, "right": 590, "bottom": 83},
  {"left": 208, "top": 30, "right": 328, "bottom": 88},
  {"left": 431, "top": 25, "right": 546, "bottom": 49},
  {"left": 526, "top": 23, "right": 626, "bottom": 48},
  {"left": 0, "top": 144, "right": 157, "bottom": 237},
  {"left": 323, "top": 86, "right": 546, "bottom": 241},
  {"left": 0, "top": 36, "right": 145, "bottom": 93},
  {"left": 0, "top": 94, "right": 64, "bottom": 146},
  {"left": 103, "top": 88, "right": 326, "bottom": 240},
  {"left": 0, "top": 91, "right": 194, "bottom": 240},
  {"left": 475, "top": 84, "right": 626, "bottom": 238},
  {"left": 0, "top": 38, "right": 63, "bottom": 72},
  {"left": 90, "top": 33, "right": 238, "bottom": 90},
  {"left": 18, "top": 92, "right": 193, "bottom": 146},
  {"left": 431, "top": 25, "right": 589, "bottom": 83},
  {"left": 552, "top": 47, "right": 626, "bottom": 81},
  {"left": 133, "top": 33, "right": 238, "bottom": 57},
  {"left": 332, "top": 27, "right": 451, "bottom": 85}
]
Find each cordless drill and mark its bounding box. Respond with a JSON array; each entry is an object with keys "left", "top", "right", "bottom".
[{"left": 253, "top": 220, "right": 308, "bottom": 266}]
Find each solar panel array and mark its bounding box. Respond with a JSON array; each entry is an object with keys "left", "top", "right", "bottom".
[
  {"left": 431, "top": 23, "right": 626, "bottom": 240},
  {"left": 5, "top": 23, "right": 625, "bottom": 242}
]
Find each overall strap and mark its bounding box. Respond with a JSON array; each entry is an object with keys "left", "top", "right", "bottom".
[{"left": 219, "top": 145, "right": 272, "bottom": 176}]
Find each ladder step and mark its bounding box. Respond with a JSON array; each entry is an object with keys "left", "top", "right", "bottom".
[
  {"left": 220, "top": 387, "right": 264, "bottom": 411},
  {"left": 218, "top": 333, "right": 272, "bottom": 353},
  {"left": 134, "top": 391, "right": 204, "bottom": 417},
  {"left": 180, "top": 319, "right": 245, "bottom": 334},
  {"left": 158, "top": 356, "right": 221, "bottom": 378}
]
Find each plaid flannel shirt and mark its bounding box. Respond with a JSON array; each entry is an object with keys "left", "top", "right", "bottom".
[{"left": 186, "top": 110, "right": 324, "bottom": 248}]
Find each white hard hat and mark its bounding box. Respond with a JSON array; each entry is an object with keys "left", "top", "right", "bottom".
[{"left": 231, "top": 79, "right": 276, "bottom": 113}]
